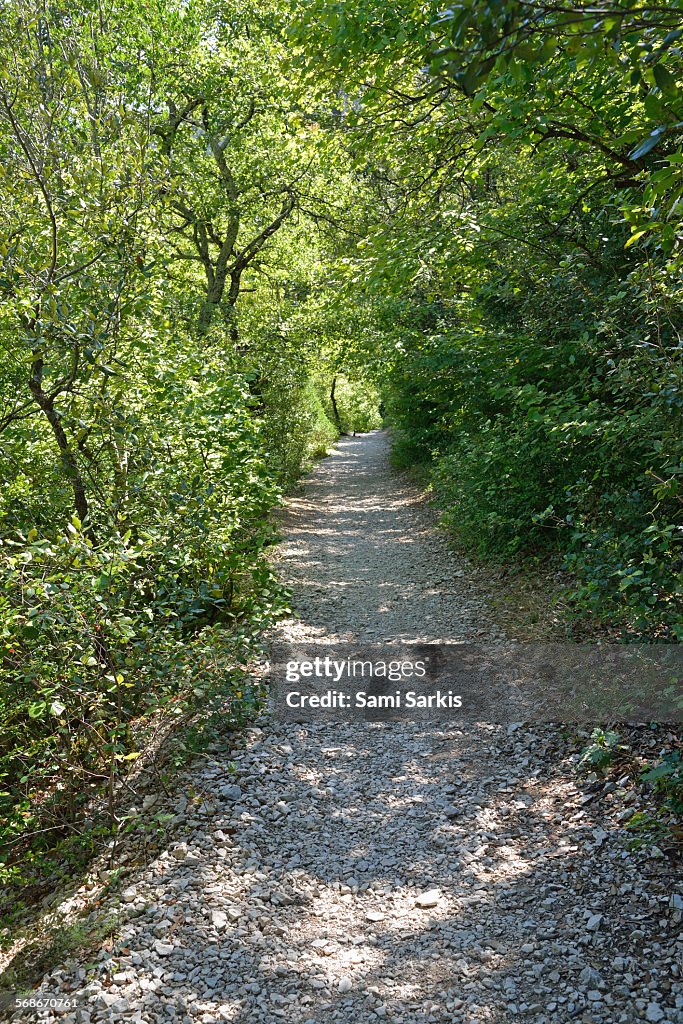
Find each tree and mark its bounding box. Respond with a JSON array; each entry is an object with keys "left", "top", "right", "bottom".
[
  {"left": 291, "top": 0, "right": 683, "bottom": 638},
  {"left": 149, "top": 1, "right": 330, "bottom": 338},
  {"left": 0, "top": 0, "right": 158, "bottom": 526}
]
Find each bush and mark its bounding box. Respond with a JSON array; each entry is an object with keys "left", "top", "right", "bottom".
[
  {"left": 260, "top": 376, "right": 338, "bottom": 485},
  {"left": 0, "top": 344, "right": 291, "bottom": 878},
  {"left": 0, "top": 512, "right": 287, "bottom": 880},
  {"left": 332, "top": 375, "right": 382, "bottom": 433},
  {"left": 381, "top": 296, "right": 683, "bottom": 639}
]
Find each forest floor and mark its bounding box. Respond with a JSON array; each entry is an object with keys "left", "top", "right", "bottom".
[{"left": 4, "top": 431, "right": 681, "bottom": 1024}]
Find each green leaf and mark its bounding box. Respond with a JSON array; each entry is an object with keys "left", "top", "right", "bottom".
[
  {"left": 629, "top": 127, "right": 668, "bottom": 161},
  {"left": 653, "top": 64, "right": 677, "bottom": 95},
  {"left": 624, "top": 229, "right": 648, "bottom": 248},
  {"left": 642, "top": 762, "right": 674, "bottom": 783}
]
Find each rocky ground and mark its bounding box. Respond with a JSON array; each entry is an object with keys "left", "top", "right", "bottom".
[{"left": 9, "top": 431, "right": 682, "bottom": 1024}]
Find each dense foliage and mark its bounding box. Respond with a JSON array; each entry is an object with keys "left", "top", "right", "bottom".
[
  {"left": 0, "top": 0, "right": 375, "bottom": 883},
  {"left": 293, "top": 0, "right": 683, "bottom": 641},
  {"left": 1, "top": 0, "right": 681, "bottom": 895}
]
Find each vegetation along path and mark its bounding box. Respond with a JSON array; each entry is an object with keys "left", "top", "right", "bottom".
[{"left": 17, "top": 431, "right": 682, "bottom": 1024}]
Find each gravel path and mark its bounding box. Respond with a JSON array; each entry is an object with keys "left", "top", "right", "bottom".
[
  {"left": 271, "top": 430, "right": 502, "bottom": 644},
  {"left": 21, "top": 432, "right": 682, "bottom": 1024}
]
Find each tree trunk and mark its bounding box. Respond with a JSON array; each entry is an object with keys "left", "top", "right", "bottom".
[
  {"left": 29, "top": 357, "right": 90, "bottom": 524},
  {"left": 330, "top": 375, "right": 343, "bottom": 433},
  {"left": 197, "top": 295, "right": 218, "bottom": 336}
]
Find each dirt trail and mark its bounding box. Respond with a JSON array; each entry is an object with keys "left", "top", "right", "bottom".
[{"left": 18, "top": 432, "right": 681, "bottom": 1024}]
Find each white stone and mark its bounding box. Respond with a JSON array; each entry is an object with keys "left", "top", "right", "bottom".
[{"left": 415, "top": 889, "right": 441, "bottom": 909}]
